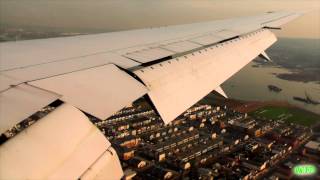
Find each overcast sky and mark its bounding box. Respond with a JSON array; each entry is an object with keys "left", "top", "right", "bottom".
[{"left": 0, "top": 0, "right": 319, "bottom": 38}]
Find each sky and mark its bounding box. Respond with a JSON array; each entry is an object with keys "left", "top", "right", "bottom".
[{"left": 0, "top": 0, "right": 319, "bottom": 39}]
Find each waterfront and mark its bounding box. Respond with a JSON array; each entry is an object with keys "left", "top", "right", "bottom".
[
  {"left": 222, "top": 61, "right": 320, "bottom": 114},
  {"left": 219, "top": 37, "right": 320, "bottom": 115}
]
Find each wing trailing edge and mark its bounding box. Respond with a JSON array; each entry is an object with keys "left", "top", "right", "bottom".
[
  {"left": 0, "top": 64, "right": 147, "bottom": 136},
  {"left": 28, "top": 64, "right": 148, "bottom": 120},
  {"left": 0, "top": 84, "right": 60, "bottom": 134},
  {"left": 0, "top": 103, "right": 123, "bottom": 179},
  {"left": 134, "top": 29, "right": 277, "bottom": 124}
]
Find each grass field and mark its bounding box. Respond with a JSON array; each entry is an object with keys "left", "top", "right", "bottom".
[{"left": 249, "top": 106, "right": 320, "bottom": 126}]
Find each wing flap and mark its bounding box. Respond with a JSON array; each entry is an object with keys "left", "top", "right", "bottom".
[
  {"left": 80, "top": 147, "right": 123, "bottom": 180},
  {"left": 0, "top": 84, "right": 60, "bottom": 134},
  {"left": 134, "top": 29, "right": 277, "bottom": 123},
  {"left": 29, "top": 64, "right": 147, "bottom": 120},
  {"left": 1, "top": 53, "right": 140, "bottom": 88},
  {"left": 0, "top": 104, "right": 123, "bottom": 179}
]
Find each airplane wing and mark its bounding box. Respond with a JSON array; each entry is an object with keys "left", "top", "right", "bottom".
[
  {"left": 0, "top": 104, "right": 123, "bottom": 179},
  {"left": 0, "top": 11, "right": 303, "bottom": 179}
]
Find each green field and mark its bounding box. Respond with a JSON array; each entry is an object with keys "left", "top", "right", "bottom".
[{"left": 250, "top": 106, "right": 320, "bottom": 126}]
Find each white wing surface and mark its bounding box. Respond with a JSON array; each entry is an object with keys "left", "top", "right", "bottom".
[
  {"left": 0, "top": 84, "right": 60, "bottom": 134},
  {"left": 134, "top": 29, "right": 276, "bottom": 123},
  {"left": 0, "top": 104, "right": 123, "bottom": 179},
  {"left": 0, "top": 11, "right": 303, "bottom": 179},
  {"left": 29, "top": 64, "right": 147, "bottom": 120}
]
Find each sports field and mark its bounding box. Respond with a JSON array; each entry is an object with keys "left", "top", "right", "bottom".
[{"left": 250, "top": 106, "right": 320, "bottom": 126}]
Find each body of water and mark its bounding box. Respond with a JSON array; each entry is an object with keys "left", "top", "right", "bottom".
[
  {"left": 222, "top": 38, "right": 320, "bottom": 114},
  {"left": 222, "top": 61, "right": 320, "bottom": 114}
]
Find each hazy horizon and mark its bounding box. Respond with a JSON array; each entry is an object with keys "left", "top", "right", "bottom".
[{"left": 0, "top": 0, "right": 319, "bottom": 39}]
